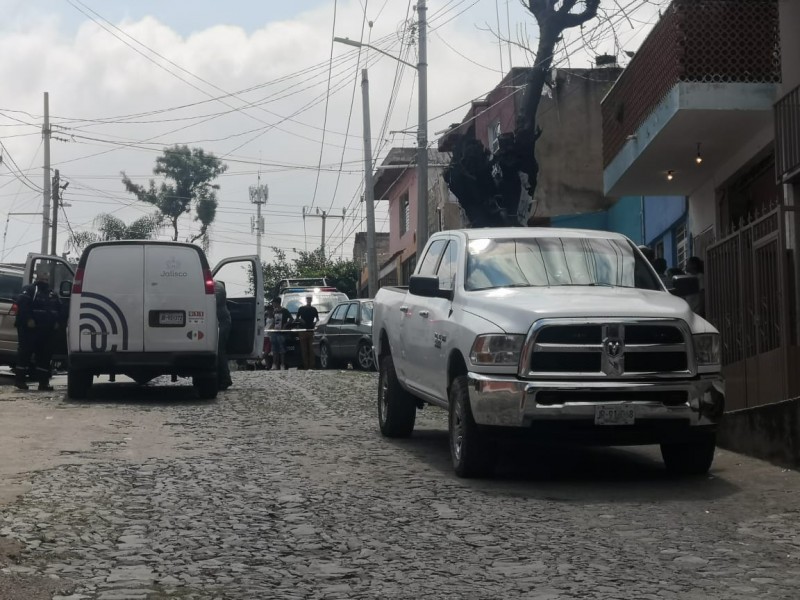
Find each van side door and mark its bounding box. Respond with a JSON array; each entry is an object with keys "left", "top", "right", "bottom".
[
  {"left": 24, "top": 254, "right": 74, "bottom": 360},
  {"left": 212, "top": 256, "right": 264, "bottom": 359}
]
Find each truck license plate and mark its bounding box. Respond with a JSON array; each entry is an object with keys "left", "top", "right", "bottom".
[
  {"left": 158, "top": 311, "right": 185, "bottom": 326},
  {"left": 595, "top": 405, "right": 635, "bottom": 426}
]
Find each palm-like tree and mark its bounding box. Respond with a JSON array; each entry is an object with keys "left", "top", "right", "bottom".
[{"left": 68, "top": 213, "right": 162, "bottom": 254}]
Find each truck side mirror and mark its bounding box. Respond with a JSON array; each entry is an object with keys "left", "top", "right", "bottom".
[
  {"left": 59, "top": 280, "right": 72, "bottom": 298},
  {"left": 669, "top": 275, "right": 699, "bottom": 298},
  {"left": 409, "top": 275, "right": 453, "bottom": 300}
]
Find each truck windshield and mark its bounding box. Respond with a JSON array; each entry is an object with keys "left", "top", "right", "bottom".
[{"left": 465, "top": 237, "right": 661, "bottom": 291}]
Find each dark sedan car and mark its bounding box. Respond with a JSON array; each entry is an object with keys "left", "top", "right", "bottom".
[{"left": 313, "top": 299, "right": 375, "bottom": 370}]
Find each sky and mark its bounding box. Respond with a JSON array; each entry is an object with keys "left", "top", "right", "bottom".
[{"left": 0, "top": 0, "right": 663, "bottom": 273}]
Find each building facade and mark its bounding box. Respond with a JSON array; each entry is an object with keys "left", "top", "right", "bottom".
[{"left": 601, "top": 0, "right": 800, "bottom": 415}]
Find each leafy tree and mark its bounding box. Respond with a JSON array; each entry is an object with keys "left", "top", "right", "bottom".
[
  {"left": 259, "top": 247, "right": 361, "bottom": 299},
  {"left": 445, "top": 0, "right": 600, "bottom": 227},
  {"left": 68, "top": 213, "right": 162, "bottom": 254},
  {"left": 121, "top": 145, "right": 227, "bottom": 248}
]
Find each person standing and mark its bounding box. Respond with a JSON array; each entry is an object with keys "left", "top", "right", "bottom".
[
  {"left": 295, "top": 295, "right": 319, "bottom": 370},
  {"left": 270, "top": 297, "right": 293, "bottom": 370},
  {"left": 15, "top": 270, "right": 61, "bottom": 391},
  {"left": 214, "top": 280, "right": 233, "bottom": 391}
]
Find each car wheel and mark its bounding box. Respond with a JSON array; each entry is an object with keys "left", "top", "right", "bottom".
[
  {"left": 67, "top": 370, "right": 92, "bottom": 400},
  {"left": 356, "top": 341, "right": 375, "bottom": 371},
  {"left": 377, "top": 355, "right": 416, "bottom": 438},
  {"left": 319, "top": 342, "right": 332, "bottom": 369},
  {"left": 192, "top": 375, "right": 218, "bottom": 400},
  {"left": 449, "top": 375, "right": 495, "bottom": 478},
  {"left": 661, "top": 434, "right": 716, "bottom": 476}
]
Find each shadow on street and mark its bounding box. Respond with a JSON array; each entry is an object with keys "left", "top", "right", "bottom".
[
  {"left": 63, "top": 381, "right": 216, "bottom": 407},
  {"left": 386, "top": 428, "right": 740, "bottom": 503}
]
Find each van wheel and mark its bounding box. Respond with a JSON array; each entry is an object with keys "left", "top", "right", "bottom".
[
  {"left": 449, "top": 375, "right": 495, "bottom": 478},
  {"left": 67, "top": 370, "right": 92, "bottom": 399},
  {"left": 661, "top": 434, "right": 716, "bottom": 476},
  {"left": 193, "top": 375, "right": 218, "bottom": 400},
  {"left": 377, "top": 355, "right": 415, "bottom": 438}
]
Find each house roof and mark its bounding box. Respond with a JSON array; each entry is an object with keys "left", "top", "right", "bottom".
[{"left": 373, "top": 147, "right": 451, "bottom": 200}]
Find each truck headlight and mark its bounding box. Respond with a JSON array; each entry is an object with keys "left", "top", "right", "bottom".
[
  {"left": 470, "top": 334, "right": 524, "bottom": 365},
  {"left": 693, "top": 334, "right": 721, "bottom": 366}
]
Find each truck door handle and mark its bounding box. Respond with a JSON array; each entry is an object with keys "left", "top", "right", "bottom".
[
  {"left": 419, "top": 310, "right": 429, "bottom": 318},
  {"left": 400, "top": 306, "right": 409, "bottom": 314}
]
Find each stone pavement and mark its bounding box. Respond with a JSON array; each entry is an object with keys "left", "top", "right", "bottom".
[{"left": 1, "top": 369, "right": 799, "bottom": 599}]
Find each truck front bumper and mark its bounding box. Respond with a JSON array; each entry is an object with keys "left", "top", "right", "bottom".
[{"left": 467, "top": 372, "right": 724, "bottom": 440}]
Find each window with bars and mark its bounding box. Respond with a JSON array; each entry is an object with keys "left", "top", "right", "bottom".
[
  {"left": 400, "top": 192, "right": 410, "bottom": 236},
  {"left": 488, "top": 120, "right": 502, "bottom": 154},
  {"left": 675, "top": 223, "right": 688, "bottom": 269}
]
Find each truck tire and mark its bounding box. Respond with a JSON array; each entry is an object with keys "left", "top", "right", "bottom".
[
  {"left": 67, "top": 370, "right": 92, "bottom": 400},
  {"left": 193, "top": 375, "right": 218, "bottom": 400},
  {"left": 377, "top": 355, "right": 416, "bottom": 437},
  {"left": 660, "top": 434, "right": 716, "bottom": 476},
  {"left": 449, "top": 375, "right": 495, "bottom": 478}
]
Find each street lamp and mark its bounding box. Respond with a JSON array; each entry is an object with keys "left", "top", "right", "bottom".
[{"left": 332, "top": 0, "right": 429, "bottom": 285}]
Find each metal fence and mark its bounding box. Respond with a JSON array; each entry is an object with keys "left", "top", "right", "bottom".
[{"left": 706, "top": 204, "right": 793, "bottom": 409}]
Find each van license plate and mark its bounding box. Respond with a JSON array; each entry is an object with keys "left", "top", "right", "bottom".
[
  {"left": 158, "top": 311, "right": 185, "bottom": 326},
  {"left": 595, "top": 405, "right": 635, "bottom": 426}
]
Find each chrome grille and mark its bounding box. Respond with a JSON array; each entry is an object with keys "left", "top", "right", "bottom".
[{"left": 524, "top": 320, "right": 693, "bottom": 379}]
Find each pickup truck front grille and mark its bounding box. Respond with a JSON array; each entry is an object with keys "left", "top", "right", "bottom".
[{"left": 525, "top": 320, "right": 693, "bottom": 379}]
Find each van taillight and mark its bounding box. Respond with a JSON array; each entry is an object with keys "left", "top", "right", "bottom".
[
  {"left": 9, "top": 303, "right": 17, "bottom": 317},
  {"left": 203, "top": 269, "right": 215, "bottom": 294},
  {"left": 72, "top": 268, "right": 84, "bottom": 294}
]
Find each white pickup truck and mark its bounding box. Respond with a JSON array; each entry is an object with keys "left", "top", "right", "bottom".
[{"left": 372, "top": 228, "right": 725, "bottom": 478}]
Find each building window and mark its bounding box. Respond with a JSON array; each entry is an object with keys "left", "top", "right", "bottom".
[
  {"left": 488, "top": 120, "right": 501, "bottom": 154},
  {"left": 675, "top": 223, "right": 688, "bottom": 269},
  {"left": 401, "top": 255, "right": 417, "bottom": 285},
  {"left": 400, "top": 192, "right": 410, "bottom": 236},
  {"left": 655, "top": 240, "right": 664, "bottom": 260}
]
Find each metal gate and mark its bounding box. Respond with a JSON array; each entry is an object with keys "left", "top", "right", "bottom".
[{"left": 706, "top": 205, "right": 793, "bottom": 410}]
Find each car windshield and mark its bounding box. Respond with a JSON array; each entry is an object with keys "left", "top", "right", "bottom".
[
  {"left": 284, "top": 293, "right": 349, "bottom": 315},
  {"left": 465, "top": 236, "right": 661, "bottom": 291}
]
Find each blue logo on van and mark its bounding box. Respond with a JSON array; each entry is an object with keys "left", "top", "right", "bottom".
[{"left": 78, "top": 292, "right": 129, "bottom": 352}]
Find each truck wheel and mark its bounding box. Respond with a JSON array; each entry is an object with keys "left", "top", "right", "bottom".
[
  {"left": 377, "top": 355, "right": 416, "bottom": 438},
  {"left": 67, "top": 370, "right": 92, "bottom": 400},
  {"left": 193, "top": 375, "right": 218, "bottom": 400},
  {"left": 356, "top": 342, "right": 375, "bottom": 371},
  {"left": 449, "top": 375, "right": 495, "bottom": 478},
  {"left": 660, "top": 434, "right": 716, "bottom": 476}
]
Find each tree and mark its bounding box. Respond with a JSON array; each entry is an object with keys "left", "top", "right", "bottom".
[
  {"left": 259, "top": 247, "right": 361, "bottom": 299},
  {"left": 68, "top": 213, "right": 162, "bottom": 254},
  {"left": 121, "top": 145, "right": 227, "bottom": 248},
  {"left": 444, "top": 0, "right": 601, "bottom": 227}
]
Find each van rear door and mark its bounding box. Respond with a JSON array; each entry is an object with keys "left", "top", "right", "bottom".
[
  {"left": 143, "top": 244, "right": 216, "bottom": 354},
  {"left": 74, "top": 245, "right": 145, "bottom": 353},
  {"left": 24, "top": 254, "right": 74, "bottom": 358},
  {"left": 212, "top": 256, "right": 264, "bottom": 359}
]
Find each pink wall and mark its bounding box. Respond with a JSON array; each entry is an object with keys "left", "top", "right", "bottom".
[{"left": 387, "top": 169, "right": 419, "bottom": 258}]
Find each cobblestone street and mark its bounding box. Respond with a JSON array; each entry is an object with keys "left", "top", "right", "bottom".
[{"left": 1, "top": 369, "right": 800, "bottom": 599}]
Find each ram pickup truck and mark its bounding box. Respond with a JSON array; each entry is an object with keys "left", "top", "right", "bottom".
[{"left": 372, "top": 228, "right": 725, "bottom": 478}]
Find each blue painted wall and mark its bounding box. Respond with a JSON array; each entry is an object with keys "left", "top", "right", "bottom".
[
  {"left": 644, "top": 196, "right": 686, "bottom": 244},
  {"left": 551, "top": 196, "right": 643, "bottom": 243}
]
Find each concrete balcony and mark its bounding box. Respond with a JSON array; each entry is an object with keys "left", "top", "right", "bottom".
[{"left": 602, "top": 0, "right": 781, "bottom": 197}]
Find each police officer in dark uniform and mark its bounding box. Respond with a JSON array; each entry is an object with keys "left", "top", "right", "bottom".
[
  {"left": 214, "top": 279, "right": 233, "bottom": 391},
  {"left": 15, "top": 269, "right": 62, "bottom": 391}
]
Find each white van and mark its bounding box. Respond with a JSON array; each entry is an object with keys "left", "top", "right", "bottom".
[{"left": 27, "top": 242, "right": 263, "bottom": 399}]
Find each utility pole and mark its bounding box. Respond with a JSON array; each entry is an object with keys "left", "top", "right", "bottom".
[
  {"left": 41, "top": 92, "right": 51, "bottom": 255},
  {"left": 50, "top": 169, "right": 59, "bottom": 256},
  {"left": 303, "top": 207, "right": 346, "bottom": 256},
  {"left": 415, "top": 0, "right": 429, "bottom": 260},
  {"left": 361, "top": 68, "right": 379, "bottom": 298},
  {"left": 249, "top": 178, "right": 268, "bottom": 262}
]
